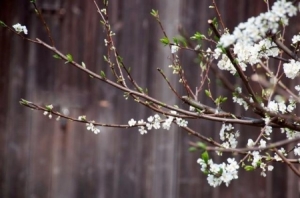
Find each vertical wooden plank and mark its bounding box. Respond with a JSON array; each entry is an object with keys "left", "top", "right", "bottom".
[
  {"left": 177, "top": 0, "right": 217, "bottom": 197},
  {"left": 0, "top": 1, "right": 32, "bottom": 198},
  {"left": 150, "top": 0, "right": 181, "bottom": 198},
  {"left": 0, "top": 1, "right": 14, "bottom": 197}
]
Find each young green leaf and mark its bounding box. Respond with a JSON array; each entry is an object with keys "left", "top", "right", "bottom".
[
  {"left": 201, "top": 151, "right": 209, "bottom": 163},
  {"left": 160, "top": 37, "right": 169, "bottom": 46},
  {"left": 205, "top": 89, "right": 211, "bottom": 98},
  {"left": 190, "top": 32, "right": 206, "bottom": 41},
  {"left": 53, "top": 54, "right": 61, "bottom": 59},
  {"left": 188, "top": 147, "right": 197, "bottom": 152},
  {"left": 100, "top": 70, "right": 106, "bottom": 78},
  {"left": 117, "top": 56, "right": 123, "bottom": 63},
  {"left": 150, "top": 9, "right": 158, "bottom": 17},
  {"left": 66, "top": 54, "right": 73, "bottom": 62},
  {"left": 196, "top": 142, "right": 207, "bottom": 149},
  {"left": 0, "top": 20, "right": 7, "bottom": 27},
  {"left": 244, "top": 165, "right": 255, "bottom": 171},
  {"left": 19, "top": 98, "right": 29, "bottom": 105}
]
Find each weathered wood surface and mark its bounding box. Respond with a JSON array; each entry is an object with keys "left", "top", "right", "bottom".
[{"left": 0, "top": 0, "right": 299, "bottom": 197}]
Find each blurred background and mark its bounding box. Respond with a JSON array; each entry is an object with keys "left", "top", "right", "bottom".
[{"left": 0, "top": 0, "right": 300, "bottom": 197}]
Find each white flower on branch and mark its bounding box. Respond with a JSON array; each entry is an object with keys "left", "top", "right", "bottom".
[
  {"left": 219, "top": 0, "right": 296, "bottom": 48},
  {"left": 217, "top": 54, "right": 236, "bottom": 75},
  {"left": 219, "top": 124, "right": 238, "bottom": 149},
  {"left": 283, "top": 60, "right": 300, "bottom": 79},
  {"left": 251, "top": 151, "right": 262, "bottom": 168},
  {"left": 292, "top": 34, "right": 300, "bottom": 44},
  {"left": 247, "top": 139, "right": 255, "bottom": 147},
  {"left": 267, "top": 100, "right": 279, "bottom": 113},
  {"left": 137, "top": 119, "right": 147, "bottom": 135},
  {"left": 43, "top": 111, "right": 52, "bottom": 119},
  {"left": 128, "top": 118, "right": 136, "bottom": 126},
  {"left": 295, "top": 85, "right": 300, "bottom": 94},
  {"left": 264, "top": 126, "right": 273, "bottom": 137},
  {"left": 43, "top": 104, "right": 53, "bottom": 119},
  {"left": 260, "top": 163, "right": 274, "bottom": 177},
  {"left": 259, "top": 139, "right": 266, "bottom": 148},
  {"left": 78, "top": 115, "right": 86, "bottom": 121},
  {"left": 294, "top": 144, "right": 300, "bottom": 156},
  {"left": 281, "top": 128, "right": 300, "bottom": 139},
  {"left": 274, "top": 147, "right": 287, "bottom": 161},
  {"left": 171, "top": 45, "right": 179, "bottom": 54},
  {"left": 198, "top": 158, "right": 239, "bottom": 187},
  {"left": 86, "top": 122, "right": 100, "bottom": 134},
  {"left": 13, "top": 23, "right": 28, "bottom": 34}
]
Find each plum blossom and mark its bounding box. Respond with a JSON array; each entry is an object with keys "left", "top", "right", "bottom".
[{"left": 13, "top": 23, "right": 28, "bottom": 34}]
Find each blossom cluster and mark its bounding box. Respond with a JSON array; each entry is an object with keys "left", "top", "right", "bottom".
[
  {"left": 266, "top": 98, "right": 296, "bottom": 114},
  {"left": 232, "top": 87, "right": 252, "bottom": 110},
  {"left": 219, "top": 0, "right": 297, "bottom": 47},
  {"left": 128, "top": 111, "right": 188, "bottom": 135},
  {"left": 214, "top": 0, "right": 297, "bottom": 75},
  {"left": 78, "top": 116, "right": 100, "bottom": 134},
  {"left": 247, "top": 142, "right": 274, "bottom": 177},
  {"left": 219, "top": 123, "right": 239, "bottom": 150},
  {"left": 197, "top": 158, "right": 239, "bottom": 187},
  {"left": 86, "top": 122, "right": 100, "bottom": 134}
]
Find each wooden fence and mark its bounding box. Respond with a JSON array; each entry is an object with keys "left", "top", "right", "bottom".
[{"left": 0, "top": 0, "right": 299, "bottom": 197}]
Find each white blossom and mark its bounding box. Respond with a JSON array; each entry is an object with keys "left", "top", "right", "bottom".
[
  {"left": 264, "top": 126, "right": 273, "bottom": 137},
  {"left": 294, "top": 143, "right": 300, "bottom": 156},
  {"left": 171, "top": 45, "right": 179, "bottom": 53},
  {"left": 13, "top": 23, "right": 28, "bottom": 34},
  {"left": 292, "top": 34, "right": 300, "bottom": 44},
  {"left": 247, "top": 139, "right": 255, "bottom": 147},
  {"left": 198, "top": 158, "right": 239, "bottom": 187},
  {"left": 283, "top": 60, "right": 300, "bottom": 79},
  {"left": 267, "top": 100, "right": 278, "bottom": 112},
  {"left": 137, "top": 119, "right": 147, "bottom": 135},
  {"left": 259, "top": 139, "right": 266, "bottom": 148},
  {"left": 274, "top": 147, "right": 286, "bottom": 161},
  {"left": 128, "top": 118, "right": 136, "bottom": 126},
  {"left": 86, "top": 122, "right": 100, "bottom": 134}
]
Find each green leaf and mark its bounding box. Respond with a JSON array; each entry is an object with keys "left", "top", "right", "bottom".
[
  {"left": 244, "top": 165, "right": 255, "bottom": 171},
  {"left": 160, "top": 37, "right": 169, "bottom": 46},
  {"left": 190, "top": 32, "right": 206, "bottom": 41},
  {"left": 208, "top": 28, "right": 213, "bottom": 37},
  {"left": 100, "top": 70, "right": 106, "bottom": 78},
  {"left": 215, "top": 96, "right": 227, "bottom": 105},
  {"left": 205, "top": 89, "right": 211, "bottom": 98},
  {"left": 53, "top": 54, "right": 61, "bottom": 59},
  {"left": 137, "top": 86, "right": 143, "bottom": 93},
  {"left": 81, "top": 62, "right": 86, "bottom": 68},
  {"left": 196, "top": 142, "right": 207, "bottom": 149},
  {"left": 117, "top": 56, "right": 123, "bottom": 63},
  {"left": 30, "top": 0, "right": 36, "bottom": 3},
  {"left": 188, "top": 147, "right": 197, "bottom": 152},
  {"left": 103, "top": 55, "right": 108, "bottom": 62},
  {"left": 150, "top": 9, "right": 158, "bottom": 17},
  {"left": 45, "top": 104, "right": 53, "bottom": 110},
  {"left": 65, "top": 54, "right": 73, "bottom": 63},
  {"left": 19, "top": 98, "right": 29, "bottom": 105},
  {"left": 201, "top": 151, "right": 209, "bottom": 163},
  {"left": 0, "top": 20, "right": 7, "bottom": 27},
  {"left": 173, "top": 37, "right": 179, "bottom": 45},
  {"left": 212, "top": 17, "right": 218, "bottom": 28}
]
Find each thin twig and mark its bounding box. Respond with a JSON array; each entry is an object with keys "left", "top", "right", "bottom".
[{"left": 32, "top": 2, "right": 55, "bottom": 46}]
